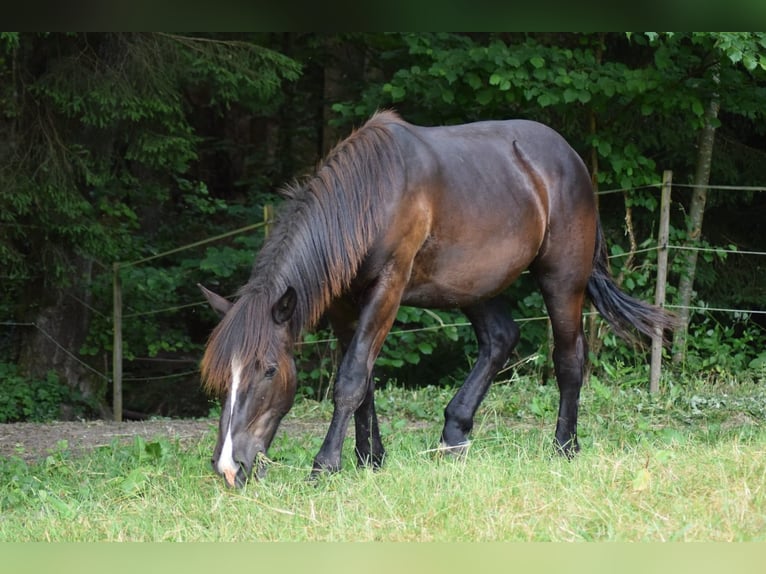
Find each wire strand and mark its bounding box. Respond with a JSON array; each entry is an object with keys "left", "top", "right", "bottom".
[
  {"left": 120, "top": 220, "right": 269, "bottom": 268},
  {"left": 670, "top": 244, "right": 766, "bottom": 257},
  {"left": 0, "top": 321, "right": 110, "bottom": 380}
]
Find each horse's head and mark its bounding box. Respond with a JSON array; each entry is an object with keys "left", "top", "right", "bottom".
[{"left": 200, "top": 284, "right": 298, "bottom": 488}]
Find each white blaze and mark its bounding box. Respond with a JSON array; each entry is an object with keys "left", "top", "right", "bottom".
[{"left": 217, "top": 358, "right": 242, "bottom": 485}]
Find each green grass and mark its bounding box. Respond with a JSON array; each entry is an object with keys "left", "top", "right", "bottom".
[{"left": 1, "top": 373, "right": 765, "bottom": 541}]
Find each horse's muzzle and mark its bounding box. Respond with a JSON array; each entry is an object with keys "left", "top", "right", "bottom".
[{"left": 213, "top": 452, "right": 269, "bottom": 488}]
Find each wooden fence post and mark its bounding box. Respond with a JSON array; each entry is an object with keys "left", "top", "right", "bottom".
[
  {"left": 112, "top": 262, "right": 123, "bottom": 422},
  {"left": 264, "top": 204, "right": 274, "bottom": 238},
  {"left": 650, "top": 170, "right": 672, "bottom": 393}
]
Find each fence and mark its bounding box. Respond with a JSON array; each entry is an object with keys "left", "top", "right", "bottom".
[
  {"left": 4, "top": 177, "right": 764, "bottom": 421},
  {"left": 111, "top": 219, "right": 270, "bottom": 421}
]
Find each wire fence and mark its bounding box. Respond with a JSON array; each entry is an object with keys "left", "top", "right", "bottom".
[{"left": 4, "top": 178, "right": 764, "bottom": 418}]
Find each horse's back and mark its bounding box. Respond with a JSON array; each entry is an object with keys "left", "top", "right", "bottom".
[{"left": 389, "top": 117, "right": 592, "bottom": 205}]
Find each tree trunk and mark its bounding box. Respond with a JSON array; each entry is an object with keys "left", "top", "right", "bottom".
[
  {"left": 672, "top": 84, "right": 720, "bottom": 365},
  {"left": 16, "top": 257, "right": 109, "bottom": 418},
  {"left": 320, "top": 35, "right": 367, "bottom": 155}
]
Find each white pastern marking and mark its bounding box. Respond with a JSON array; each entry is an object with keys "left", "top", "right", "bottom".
[{"left": 217, "top": 358, "right": 242, "bottom": 481}]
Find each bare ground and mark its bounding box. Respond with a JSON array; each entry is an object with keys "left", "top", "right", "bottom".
[
  {"left": 0, "top": 419, "right": 218, "bottom": 462},
  {"left": 0, "top": 417, "right": 432, "bottom": 464}
]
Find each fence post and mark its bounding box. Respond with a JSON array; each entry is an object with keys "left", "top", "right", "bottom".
[
  {"left": 263, "top": 204, "right": 273, "bottom": 238},
  {"left": 112, "top": 262, "right": 123, "bottom": 422},
  {"left": 650, "top": 171, "right": 672, "bottom": 393}
]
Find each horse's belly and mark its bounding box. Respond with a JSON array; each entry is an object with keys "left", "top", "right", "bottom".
[{"left": 402, "top": 240, "right": 536, "bottom": 308}]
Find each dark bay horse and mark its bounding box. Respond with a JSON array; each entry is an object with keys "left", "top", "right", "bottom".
[{"left": 200, "top": 110, "right": 675, "bottom": 487}]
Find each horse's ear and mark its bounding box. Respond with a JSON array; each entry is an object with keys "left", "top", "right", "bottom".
[
  {"left": 272, "top": 286, "right": 297, "bottom": 324},
  {"left": 198, "top": 284, "right": 233, "bottom": 318}
]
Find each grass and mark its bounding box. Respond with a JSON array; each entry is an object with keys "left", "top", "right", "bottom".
[{"left": 1, "top": 372, "right": 765, "bottom": 541}]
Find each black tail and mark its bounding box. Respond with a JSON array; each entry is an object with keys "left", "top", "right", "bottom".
[{"left": 586, "top": 220, "right": 677, "bottom": 344}]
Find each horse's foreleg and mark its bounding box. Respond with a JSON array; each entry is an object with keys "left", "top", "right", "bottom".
[
  {"left": 353, "top": 375, "right": 385, "bottom": 468},
  {"left": 311, "top": 269, "right": 408, "bottom": 477},
  {"left": 326, "top": 300, "right": 386, "bottom": 469},
  {"left": 441, "top": 297, "right": 520, "bottom": 453}
]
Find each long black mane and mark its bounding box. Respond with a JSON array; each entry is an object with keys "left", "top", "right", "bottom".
[{"left": 201, "top": 111, "right": 405, "bottom": 394}]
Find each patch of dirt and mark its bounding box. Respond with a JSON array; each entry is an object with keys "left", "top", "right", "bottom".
[
  {"left": 0, "top": 419, "right": 218, "bottom": 462},
  {"left": 0, "top": 417, "right": 435, "bottom": 464}
]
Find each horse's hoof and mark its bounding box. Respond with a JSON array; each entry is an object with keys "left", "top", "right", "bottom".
[
  {"left": 436, "top": 441, "right": 471, "bottom": 458},
  {"left": 307, "top": 460, "right": 340, "bottom": 483},
  {"left": 355, "top": 450, "right": 386, "bottom": 469},
  {"left": 554, "top": 439, "right": 580, "bottom": 460}
]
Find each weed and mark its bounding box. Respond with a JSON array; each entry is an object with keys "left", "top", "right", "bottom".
[{"left": 0, "top": 363, "right": 90, "bottom": 422}]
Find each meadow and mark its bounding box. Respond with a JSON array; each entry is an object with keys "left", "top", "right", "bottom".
[{"left": 1, "top": 373, "right": 765, "bottom": 542}]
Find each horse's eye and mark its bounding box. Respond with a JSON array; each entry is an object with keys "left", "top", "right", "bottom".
[{"left": 264, "top": 366, "right": 277, "bottom": 378}]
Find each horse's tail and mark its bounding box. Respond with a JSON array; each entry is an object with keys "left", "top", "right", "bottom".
[{"left": 586, "top": 219, "right": 678, "bottom": 344}]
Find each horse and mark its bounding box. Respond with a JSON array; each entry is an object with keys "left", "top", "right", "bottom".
[{"left": 199, "top": 110, "right": 676, "bottom": 488}]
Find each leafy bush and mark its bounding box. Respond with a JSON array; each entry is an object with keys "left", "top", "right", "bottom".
[
  {"left": 681, "top": 311, "right": 766, "bottom": 380},
  {"left": 0, "top": 363, "right": 86, "bottom": 422}
]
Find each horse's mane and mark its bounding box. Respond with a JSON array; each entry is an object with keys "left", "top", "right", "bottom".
[{"left": 201, "top": 110, "right": 405, "bottom": 394}]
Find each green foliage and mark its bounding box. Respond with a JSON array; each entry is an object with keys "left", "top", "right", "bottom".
[
  {"left": 690, "top": 32, "right": 766, "bottom": 71},
  {"left": 682, "top": 311, "right": 766, "bottom": 378},
  {"left": 0, "top": 363, "right": 87, "bottom": 422},
  {"left": 1, "top": 33, "right": 300, "bottom": 403},
  {"left": 1, "top": 31, "right": 299, "bottom": 303},
  {"left": 294, "top": 330, "right": 338, "bottom": 399},
  {"left": 380, "top": 307, "right": 460, "bottom": 368},
  {"left": 0, "top": 433, "right": 180, "bottom": 515},
  {"left": 182, "top": 36, "right": 300, "bottom": 110}
]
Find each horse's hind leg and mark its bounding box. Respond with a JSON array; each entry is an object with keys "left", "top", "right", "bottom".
[
  {"left": 441, "top": 296, "right": 520, "bottom": 453},
  {"left": 326, "top": 299, "right": 385, "bottom": 468},
  {"left": 536, "top": 280, "right": 588, "bottom": 456}
]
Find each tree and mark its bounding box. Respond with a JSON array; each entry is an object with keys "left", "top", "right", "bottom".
[
  {"left": 661, "top": 32, "right": 766, "bottom": 363},
  {"left": 0, "top": 33, "right": 300, "bottom": 414}
]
